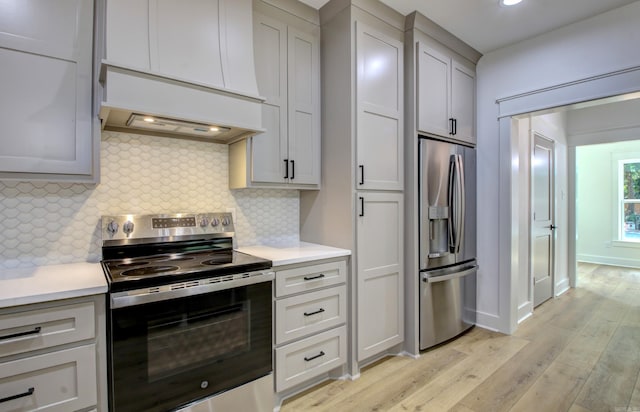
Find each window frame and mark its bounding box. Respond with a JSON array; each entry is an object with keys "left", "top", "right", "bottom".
[{"left": 617, "top": 157, "right": 640, "bottom": 242}]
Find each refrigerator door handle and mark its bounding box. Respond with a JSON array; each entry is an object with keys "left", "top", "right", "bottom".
[
  {"left": 456, "top": 154, "right": 466, "bottom": 254},
  {"left": 448, "top": 156, "right": 456, "bottom": 249},
  {"left": 422, "top": 265, "right": 478, "bottom": 283}
]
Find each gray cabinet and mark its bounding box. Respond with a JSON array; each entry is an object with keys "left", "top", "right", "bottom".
[
  {"left": 273, "top": 259, "right": 348, "bottom": 395},
  {"left": 300, "top": 0, "right": 405, "bottom": 372},
  {"left": 0, "top": 0, "right": 97, "bottom": 182},
  {"left": 356, "top": 192, "right": 404, "bottom": 361},
  {"left": 356, "top": 23, "right": 404, "bottom": 191},
  {"left": 0, "top": 296, "right": 106, "bottom": 412},
  {"left": 417, "top": 41, "right": 476, "bottom": 145},
  {"left": 229, "top": 1, "right": 320, "bottom": 189}
]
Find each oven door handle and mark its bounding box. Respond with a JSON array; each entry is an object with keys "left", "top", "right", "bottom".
[{"left": 110, "top": 271, "right": 275, "bottom": 309}]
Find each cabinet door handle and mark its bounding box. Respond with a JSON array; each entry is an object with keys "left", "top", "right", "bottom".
[
  {"left": 359, "top": 165, "right": 364, "bottom": 185},
  {"left": 303, "top": 308, "right": 325, "bottom": 317},
  {"left": 283, "top": 159, "right": 289, "bottom": 179},
  {"left": 303, "top": 273, "right": 325, "bottom": 281},
  {"left": 449, "top": 118, "right": 455, "bottom": 135},
  {"left": 359, "top": 196, "right": 364, "bottom": 217},
  {"left": 0, "top": 387, "right": 35, "bottom": 404},
  {"left": 290, "top": 160, "right": 295, "bottom": 180},
  {"left": 0, "top": 326, "right": 41, "bottom": 341},
  {"left": 304, "top": 351, "right": 325, "bottom": 362},
  {"left": 453, "top": 118, "right": 457, "bottom": 135}
]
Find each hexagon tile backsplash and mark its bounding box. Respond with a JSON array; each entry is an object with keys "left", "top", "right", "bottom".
[{"left": 0, "top": 131, "right": 300, "bottom": 269}]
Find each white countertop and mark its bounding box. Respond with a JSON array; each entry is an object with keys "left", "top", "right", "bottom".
[
  {"left": 237, "top": 241, "right": 351, "bottom": 267},
  {"left": 0, "top": 262, "right": 108, "bottom": 309}
]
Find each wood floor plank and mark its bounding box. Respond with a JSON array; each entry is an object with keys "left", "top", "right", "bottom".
[
  {"left": 387, "top": 335, "right": 529, "bottom": 412},
  {"left": 457, "top": 325, "right": 574, "bottom": 412},
  {"left": 554, "top": 315, "right": 619, "bottom": 370},
  {"left": 508, "top": 360, "right": 590, "bottom": 412},
  {"left": 324, "top": 347, "right": 467, "bottom": 412},
  {"left": 630, "top": 370, "right": 640, "bottom": 411},
  {"left": 280, "top": 355, "right": 412, "bottom": 411},
  {"left": 574, "top": 325, "right": 640, "bottom": 411}
]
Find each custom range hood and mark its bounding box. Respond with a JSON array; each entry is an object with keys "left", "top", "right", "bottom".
[{"left": 98, "top": 0, "right": 264, "bottom": 143}]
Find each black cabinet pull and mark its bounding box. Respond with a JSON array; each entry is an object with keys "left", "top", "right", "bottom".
[
  {"left": 0, "top": 326, "right": 41, "bottom": 341},
  {"left": 283, "top": 159, "right": 289, "bottom": 179},
  {"left": 0, "top": 387, "right": 34, "bottom": 404},
  {"left": 359, "top": 197, "right": 364, "bottom": 217},
  {"left": 359, "top": 165, "right": 364, "bottom": 185},
  {"left": 303, "top": 308, "right": 326, "bottom": 317},
  {"left": 290, "top": 160, "right": 295, "bottom": 180},
  {"left": 449, "top": 118, "right": 455, "bottom": 135},
  {"left": 303, "top": 273, "right": 325, "bottom": 281},
  {"left": 304, "top": 351, "right": 325, "bottom": 362},
  {"left": 453, "top": 118, "right": 457, "bottom": 135}
]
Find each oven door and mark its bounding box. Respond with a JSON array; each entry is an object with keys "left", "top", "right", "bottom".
[{"left": 107, "top": 279, "right": 272, "bottom": 412}]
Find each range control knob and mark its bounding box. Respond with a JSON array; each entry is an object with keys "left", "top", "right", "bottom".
[
  {"left": 106, "top": 221, "right": 119, "bottom": 236},
  {"left": 199, "top": 216, "right": 210, "bottom": 227},
  {"left": 211, "top": 218, "right": 220, "bottom": 227},
  {"left": 122, "top": 221, "right": 134, "bottom": 236},
  {"left": 222, "top": 217, "right": 231, "bottom": 226}
]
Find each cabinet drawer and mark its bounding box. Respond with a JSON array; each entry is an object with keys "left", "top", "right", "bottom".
[
  {"left": 275, "top": 260, "right": 347, "bottom": 297},
  {"left": 0, "top": 301, "right": 95, "bottom": 358},
  {"left": 275, "top": 326, "right": 346, "bottom": 392},
  {"left": 0, "top": 343, "right": 97, "bottom": 412},
  {"left": 275, "top": 285, "right": 346, "bottom": 345}
]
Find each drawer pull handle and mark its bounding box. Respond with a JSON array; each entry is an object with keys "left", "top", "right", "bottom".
[
  {"left": 303, "top": 308, "right": 325, "bottom": 317},
  {"left": 303, "top": 274, "right": 325, "bottom": 281},
  {"left": 0, "top": 387, "right": 35, "bottom": 404},
  {"left": 0, "top": 326, "right": 41, "bottom": 341},
  {"left": 304, "top": 351, "right": 325, "bottom": 362}
]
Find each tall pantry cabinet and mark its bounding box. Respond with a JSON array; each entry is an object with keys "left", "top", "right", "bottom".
[{"left": 300, "top": 0, "right": 404, "bottom": 373}]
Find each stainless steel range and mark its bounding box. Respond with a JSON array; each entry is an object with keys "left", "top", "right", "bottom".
[{"left": 100, "top": 213, "right": 274, "bottom": 412}]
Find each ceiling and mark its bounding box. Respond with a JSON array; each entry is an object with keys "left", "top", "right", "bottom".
[{"left": 299, "top": 0, "right": 639, "bottom": 53}]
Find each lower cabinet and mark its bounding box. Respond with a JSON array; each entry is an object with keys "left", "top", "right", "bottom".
[
  {"left": 273, "top": 258, "right": 348, "bottom": 394},
  {"left": 0, "top": 296, "right": 106, "bottom": 412}
]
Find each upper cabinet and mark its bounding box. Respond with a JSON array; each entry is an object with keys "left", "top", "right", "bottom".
[
  {"left": 356, "top": 23, "right": 404, "bottom": 191},
  {"left": 0, "top": 0, "right": 97, "bottom": 182},
  {"left": 417, "top": 41, "right": 476, "bottom": 145},
  {"left": 229, "top": 0, "right": 320, "bottom": 189}
]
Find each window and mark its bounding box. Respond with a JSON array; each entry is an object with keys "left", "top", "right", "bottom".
[{"left": 620, "top": 159, "right": 640, "bottom": 242}]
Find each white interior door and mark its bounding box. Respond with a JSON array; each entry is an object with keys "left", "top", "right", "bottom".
[{"left": 532, "top": 133, "right": 555, "bottom": 307}]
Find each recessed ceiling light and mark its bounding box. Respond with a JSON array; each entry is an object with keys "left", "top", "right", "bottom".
[{"left": 500, "top": 0, "right": 523, "bottom": 6}]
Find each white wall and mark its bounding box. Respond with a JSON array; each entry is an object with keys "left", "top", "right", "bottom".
[
  {"left": 576, "top": 140, "right": 640, "bottom": 268},
  {"left": 476, "top": 1, "right": 640, "bottom": 333},
  {"left": 0, "top": 131, "right": 300, "bottom": 269}
]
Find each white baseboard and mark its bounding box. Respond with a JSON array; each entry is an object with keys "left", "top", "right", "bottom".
[
  {"left": 577, "top": 254, "right": 640, "bottom": 268},
  {"left": 475, "top": 310, "right": 504, "bottom": 333},
  {"left": 555, "top": 278, "right": 570, "bottom": 296}
]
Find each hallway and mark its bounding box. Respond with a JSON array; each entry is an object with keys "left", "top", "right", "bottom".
[{"left": 281, "top": 263, "right": 640, "bottom": 411}]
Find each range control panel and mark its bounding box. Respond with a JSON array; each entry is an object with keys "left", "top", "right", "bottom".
[{"left": 101, "top": 212, "right": 234, "bottom": 243}]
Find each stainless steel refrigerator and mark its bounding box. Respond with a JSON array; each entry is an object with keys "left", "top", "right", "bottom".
[{"left": 419, "top": 136, "right": 477, "bottom": 350}]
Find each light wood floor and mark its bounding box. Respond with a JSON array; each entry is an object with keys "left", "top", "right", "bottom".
[{"left": 281, "top": 263, "right": 640, "bottom": 412}]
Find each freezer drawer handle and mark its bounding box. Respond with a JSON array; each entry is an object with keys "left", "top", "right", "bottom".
[
  {"left": 0, "top": 326, "right": 41, "bottom": 341},
  {"left": 303, "top": 273, "right": 325, "bottom": 281},
  {"left": 304, "top": 351, "right": 325, "bottom": 362},
  {"left": 304, "top": 308, "right": 325, "bottom": 317},
  {"left": 0, "top": 387, "right": 34, "bottom": 404},
  {"left": 423, "top": 266, "right": 478, "bottom": 283}
]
